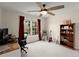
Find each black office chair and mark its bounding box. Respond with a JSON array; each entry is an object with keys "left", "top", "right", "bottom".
[{"left": 18, "top": 37, "right": 28, "bottom": 56}]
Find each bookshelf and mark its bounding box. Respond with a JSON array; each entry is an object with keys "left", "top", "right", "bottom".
[{"left": 60, "top": 23, "right": 75, "bottom": 48}]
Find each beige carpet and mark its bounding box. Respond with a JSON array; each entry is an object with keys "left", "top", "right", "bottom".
[{"left": 0, "top": 42, "right": 19, "bottom": 55}]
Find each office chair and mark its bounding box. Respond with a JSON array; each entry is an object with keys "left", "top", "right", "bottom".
[{"left": 18, "top": 36, "right": 28, "bottom": 57}]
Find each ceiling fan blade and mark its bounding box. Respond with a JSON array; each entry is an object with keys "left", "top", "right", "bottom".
[
  {"left": 47, "top": 5, "right": 64, "bottom": 11},
  {"left": 26, "top": 10, "right": 40, "bottom": 12},
  {"left": 36, "top": 2, "right": 43, "bottom": 9},
  {"left": 47, "top": 11, "right": 55, "bottom": 16}
]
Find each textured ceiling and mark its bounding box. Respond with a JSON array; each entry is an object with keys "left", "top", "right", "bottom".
[{"left": 0, "top": 2, "right": 79, "bottom": 16}]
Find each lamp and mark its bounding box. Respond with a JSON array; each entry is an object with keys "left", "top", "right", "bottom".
[{"left": 40, "top": 11, "right": 47, "bottom": 15}]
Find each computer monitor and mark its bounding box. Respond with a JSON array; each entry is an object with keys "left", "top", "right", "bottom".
[{"left": 2, "top": 28, "right": 8, "bottom": 36}]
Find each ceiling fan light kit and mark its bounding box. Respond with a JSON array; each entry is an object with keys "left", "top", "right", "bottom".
[{"left": 40, "top": 11, "right": 47, "bottom": 15}]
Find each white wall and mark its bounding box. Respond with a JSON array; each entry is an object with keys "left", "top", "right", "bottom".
[
  {"left": 26, "top": 35, "right": 39, "bottom": 43},
  {"left": 75, "top": 23, "right": 79, "bottom": 49},
  {"left": 47, "top": 8, "right": 79, "bottom": 44},
  {"left": 2, "top": 9, "right": 23, "bottom": 37},
  {"left": 0, "top": 8, "right": 2, "bottom": 28}
]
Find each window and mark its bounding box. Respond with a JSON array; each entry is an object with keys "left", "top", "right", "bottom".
[
  {"left": 24, "top": 21, "right": 30, "bottom": 35},
  {"left": 32, "top": 21, "right": 38, "bottom": 35},
  {"left": 24, "top": 20, "right": 38, "bottom": 35}
]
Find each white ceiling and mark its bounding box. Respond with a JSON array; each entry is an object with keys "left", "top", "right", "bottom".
[{"left": 0, "top": 2, "right": 79, "bottom": 16}]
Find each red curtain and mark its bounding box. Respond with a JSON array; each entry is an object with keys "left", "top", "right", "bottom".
[
  {"left": 37, "top": 19, "right": 41, "bottom": 40},
  {"left": 19, "top": 16, "right": 24, "bottom": 41}
]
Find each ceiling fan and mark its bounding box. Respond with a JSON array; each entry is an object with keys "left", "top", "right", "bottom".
[{"left": 27, "top": 2, "right": 64, "bottom": 17}]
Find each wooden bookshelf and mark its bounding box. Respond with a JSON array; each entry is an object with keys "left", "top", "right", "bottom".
[{"left": 60, "top": 23, "right": 75, "bottom": 49}]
